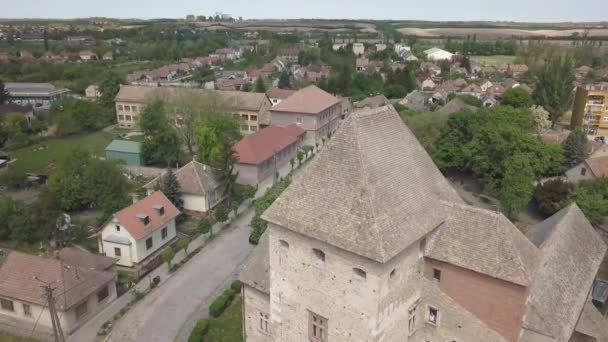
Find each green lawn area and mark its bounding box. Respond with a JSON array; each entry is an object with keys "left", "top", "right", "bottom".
[
  {"left": 205, "top": 296, "right": 243, "bottom": 342},
  {"left": 470, "top": 55, "right": 517, "bottom": 66},
  {"left": 0, "top": 333, "right": 38, "bottom": 342},
  {"left": 7, "top": 131, "right": 114, "bottom": 175}
]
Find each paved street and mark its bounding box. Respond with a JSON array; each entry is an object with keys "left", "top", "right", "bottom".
[{"left": 103, "top": 208, "right": 254, "bottom": 342}]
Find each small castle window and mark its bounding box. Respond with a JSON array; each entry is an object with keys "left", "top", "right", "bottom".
[
  {"left": 312, "top": 248, "right": 325, "bottom": 263},
  {"left": 279, "top": 240, "right": 289, "bottom": 249},
  {"left": 390, "top": 269, "right": 396, "bottom": 279},
  {"left": 433, "top": 269, "right": 442, "bottom": 282},
  {"left": 353, "top": 268, "right": 366, "bottom": 281}
]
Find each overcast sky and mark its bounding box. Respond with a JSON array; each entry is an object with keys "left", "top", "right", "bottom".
[{"left": 1, "top": 0, "right": 607, "bottom": 22}]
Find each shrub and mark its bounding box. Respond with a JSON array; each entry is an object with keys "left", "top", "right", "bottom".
[
  {"left": 188, "top": 318, "right": 209, "bottom": 342},
  {"left": 230, "top": 280, "right": 242, "bottom": 292},
  {"left": 198, "top": 218, "right": 211, "bottom": 234},
  {"left": 223, "top": 288, "right": 236, "bottom": 304},
  {"left": 209, "top": 295, "right": 228, "bottom": 318}
]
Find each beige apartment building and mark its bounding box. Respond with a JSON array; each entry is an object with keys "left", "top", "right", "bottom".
[
  {"left": 269, "top": 85, "right": 348, "bottom": 147},
  {"left": 239, "top": 105, "right": 608, "bottom": 342},
  {"left": 114, "top": 85, "right": 272, "bottom": 134}
]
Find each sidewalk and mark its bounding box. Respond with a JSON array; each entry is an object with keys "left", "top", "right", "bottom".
[{"left": 67, "top": 200, "right": 253, "bottom": 342}]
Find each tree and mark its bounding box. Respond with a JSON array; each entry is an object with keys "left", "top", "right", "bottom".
[
  {"left": 233, "top": 183, "right": 256, "bottom": 203},
  {"left": 210, "top": 142, "right": 239, "bottom": 205},
  {"left": 500, "top": 154, "right": 535, "bottom": 217},
  {"left": 254, "top": 77, "right": 267, "bottom": 92},
  {"left": 191, "top": 67, "right": 215, "bottom": 85},
  {"left": 140, "top": 100, "right": 182, "bottom": 165},
  {"left": 50, "top": 98, "right": 108, "bottom": 136},
  {"left": 502, "top": 87, "right": 533, "bottom": 108},
  {"left": 178, "top": 239, "right": 190, "bottom": 256},
  {"left": 531, "top": 105, "right": 551, "bottom": 134},
  {"left": 0, "top": 79, "right": 8, "bottom": 104},
  {"left": 533, "top": 54, "right": 575, "bottom": 128},
  {"left": 532, "top": 179, "right": 574, "bottom": 216},
  {"left": 563, "top": 128, "right": 589, "bottom": 168},
  {"left": 162, "top": 168, "right": 184, "bottom": 211},
  {"left": 97, "top": 72, "right": 124, "bottom": 113},
  {"left": 194, "top": 114, "right": 240, "bottom": 164},
  {"left": 575, "top": 178, "right": 608, "bottom": 225},
  {"left": 297, "top": 150, "right": 304, "bottom": 166},
  {"left": 278, "top": 71, "right": 291, "bottom": 89},
  {"left": 383, "top": 84, "right": 407, "bottom": 99},
  {"left": 161, "top": 249, "right": 175, "bottom": 269},
  {"left": 214, "top": 205, "right": 229, "bottom": 225},
  {"left": 290, "top": 157, "right": 295, "bottom": 171},
  {"left": 231, "top": 201, "right": 239, "bottom": 216}
]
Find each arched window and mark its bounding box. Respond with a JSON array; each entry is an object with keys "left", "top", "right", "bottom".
[
  {"left": 312, "top": 248, "right": 325, "bottom": 263},
  {"left": 353, "top": 268, "right": 367, "bottom": 281},
  {"left": 279, "top": 240, "right": 289, "bottom": 249}
]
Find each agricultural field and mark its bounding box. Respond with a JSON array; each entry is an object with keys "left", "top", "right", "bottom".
[
  {"left": 470, "top": 55, "right": 517, "bottom": 65},
  {"left": 397, "top": 27, "right": 608, "bottom": 39},
  {"left": 7, "top": 130, "right": 114, "bottom": 175}
]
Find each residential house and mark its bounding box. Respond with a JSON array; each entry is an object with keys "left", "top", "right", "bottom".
[
  {"left": 66, "top": 35, "right": 95, "bottom": 43},
  {"left": 143, "top": 161, "right": 221, "bottom": 215},
  {"left": 18, "top": 51, "right": 35, "bottom": 64},
  {"left": 332, "top": 43, "right": 347, "bottom": 51},
  {"left": 233, "top": 125, "right": 305, "bottom": 188},
  {"left": 483, "top": 94, "right": 498, "bottom": 107},
  {"left": 104, "top": 140, "right": 143, "bottom": 166},
  {"left": 85, "top": 84, "right": 101, "bottom": 99},
  {"left": 394, "top": 43, "right": 411, "bottom": 55},
  {"left": 293, "top": 64, "right": 330, "bottom": 83},
  {"left": 214, "top": 48, "right": 237, "bottom": 61},
  {"left": 0, "top": 249, "right": 117, "bottom": 337},
  {"left": 269, "top": 85, "right": 345, "bottom": 146},
  {"left": 424, "top": 47, "right": 454, "bottom": 61},
  {"left": 353, "top": 95, "right": 391, "bottom": 110},
  {"left": 102, "top": 52, "right": 113, "bottom": 61},
  {"left": 356, "top": 57, "right": 369, "bottom": 71},
  {"left": 440, "top": 98, "right": 477, "bottom": 114},
  {"left": 215, "top": 77, "right": 247, "bottom": 91},
  {"left": 352, "top": 43, "right": 365, "bottom": 56},
  {"left": 417, "top": 75, "right": 436, "bottom": 90},
  {"left": 79, "top": 50, "right": 98, "bottom": 61},
  {"left": 510, "top": 64, "right": 529, "bottom": 77},
  {"left": 452, "top": 78, "right": 468, "bottom": 89},
  {"left": 375, "top": 43, "right": 387, "bottom": 52},
  {"left": 239, "top": 105, "right": 608, "bottom": 342},
  {"left": 266, "top": 87, "right": 296, "bottom": 106},
  {"left": 402, "top": 90, "right": 426, "bottom": 110},
  {"left": 114, "top": 85, "right": 272, "bottom": 134},
  {"left": 479, "top": 79, "right": 494, "bottom": 92},
  {"left": 0, "top": 103, "right": 35, "bottom": 124},
  {"left": 278, "top": 47, "right": 300, "bottom": 64},
  {"left": 420, "top": 62, "right": 441, "bottom": 76},
  {"left": 40, "top": 51, "right": 58, "bottom": 61},
  {"left": 566, "top": 156, "right": 608, "bottom": 183},
  {"left": 4, "top": 82, "right": 70, "bottom": 108},
  {"left": 271, "top": 56, "right": 288, "bottom": 72},
  {"left": 502, "top": 78, "right": 521, "bottom": 89},
  {"left": 460, "top": 84, "right": 483, "bottom": 98},
  {"left": 486, "top": 84, "right": 506, "bottom": 97},
  {"left": 98, "top": 191, "right": 180, "bottom": 267}
]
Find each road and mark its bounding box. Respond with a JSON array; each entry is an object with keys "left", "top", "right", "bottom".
[{"left": 104, "top": 209, "right": 255, "bottom": 342}]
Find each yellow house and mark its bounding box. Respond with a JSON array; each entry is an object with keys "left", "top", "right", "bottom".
[
  {"left": 113, "top": 85, "right": 272, "bottom": 134},
  {"left": 573, "top": 85, "right": 608, "bottom": 136}
]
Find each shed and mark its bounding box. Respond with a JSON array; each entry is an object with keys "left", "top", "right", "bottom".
[{"left": 104, "top": 140, "right": 143, "bottom": 166}]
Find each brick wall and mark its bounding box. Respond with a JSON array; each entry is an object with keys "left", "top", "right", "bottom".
[{"left": 424, "top": 258, "right": 528, "bottom": 342}]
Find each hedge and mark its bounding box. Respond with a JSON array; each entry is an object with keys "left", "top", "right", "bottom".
[
  {"left": 209, "top": 288, "right": 237, "bottom": 318},
  {"left": 188, "top": 318, "right": 209, "bottom": 342},
  {"left": 248, "top": 177, "right": 291, "bottom": 244},
  {"left": 230, "top": 280, "right": 242, "bottom": 292}
]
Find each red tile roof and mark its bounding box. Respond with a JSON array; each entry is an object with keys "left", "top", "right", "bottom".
[
  {"left": 266, "top": 87, "right": 296, "bottom": 100},
  {"left": 57, "top": 247, "right": 117, "bottom": 271},
  {"left": 270, "top": 85, "right": 341, "bottom": 114},
  {"left": 586, "top": 156, "right": 608, "bottom": 177},
  {"left": 234, "top": 125, "right": 305, "bottom": 165},
  {"left": 0, "top": 251, "right": 115, "bottom": 310},
  {"left": 114, "top": 191, "right": 180, "bottom": 240}
]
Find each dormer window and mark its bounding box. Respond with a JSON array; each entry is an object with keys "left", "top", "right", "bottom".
[
  {"left": 115, "top": 225, "right": 120, "bottom": 232},
  {"left": 353, "top": 268, "right": 366, "bottom": 281},
  {"left": 312, "top": 248, "right": 325, "bottom": 265},
  {"left": 137, "top": 213, "right": 150, "bottom": 225},
  {"left": 153, "top": 204, "right": 165, "bottom": 216}
]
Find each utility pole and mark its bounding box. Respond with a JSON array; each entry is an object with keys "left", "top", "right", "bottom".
[{"left": 35, "top": 277, "right": 65, "bottom": 342}]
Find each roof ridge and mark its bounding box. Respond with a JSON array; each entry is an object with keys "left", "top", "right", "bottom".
[{"left": 500, "top": 214, "right": 531, "bottom": 284}]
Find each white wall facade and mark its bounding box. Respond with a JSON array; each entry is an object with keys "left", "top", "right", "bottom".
[{"left": 243, "top": 286, "right": 272, "bottom": 342}]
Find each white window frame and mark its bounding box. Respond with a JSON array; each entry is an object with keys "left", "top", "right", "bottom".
[{"left": 427, "top": 305, "right": 439, "bottom": 326}]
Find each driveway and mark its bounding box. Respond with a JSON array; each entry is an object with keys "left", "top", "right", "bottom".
[{"left": 104, "top": 209, "right": 255, "bottom": 342}]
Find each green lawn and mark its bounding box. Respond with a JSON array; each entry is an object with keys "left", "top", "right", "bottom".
[
  {"left": 470, "top": 55, "right": 517, "bottom": 66},
  {"left": 205, "top": 296, "right": 243, "bottom": 342},
  {"left": 7, "top": 131, "right": 114, "bottom": 175},
  {"left": 0, "top": 333, "right": 38, "bottom": 342}
]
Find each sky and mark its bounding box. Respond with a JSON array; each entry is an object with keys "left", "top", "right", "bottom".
[{"left": 1, "top": 0, "right": 607, "bottom": 22}]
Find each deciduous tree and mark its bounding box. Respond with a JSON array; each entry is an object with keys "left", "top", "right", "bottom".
[
  {"left": 533, "top": 54, "right": 575, "bottom": 128},
  {"left": 502, "top": 87, "right": 533, "bottom": 108},
  {"left": 563, "top": 128, "right": 589, "bottom": 168}
]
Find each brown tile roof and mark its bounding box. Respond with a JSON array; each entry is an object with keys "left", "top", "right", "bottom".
[
  {"left": 114, "top": 191, "right": 180, "bottom": 240},
  {"left": 524, "top": 204, "right": 607, "bottom": 342},
  {"left": 270, "top": 85, "right": 341, "bottom": 115},
  {"left": 57, "top": 247, "right": 117, "bottom": 271},
  {"left": 586, "top": 156, "right": 608, "bottom": 177},
  {"left": 234, "top": 125, "right": 305, "bottom": 165},
  {"left": 427, "top": 202, "right": 539, "bottom": 286},
  {"left": 266, "top": 87, "right": 296, "bottom": 100},
  {"left": 143, "top": 161, "right": 218, "bottom": 196},
  {"left": 0, "top": 251, "right": 115, "bottom": 310},
  {"left": 238, "top": 231, "right": 269, "bottom": 294},
  {"left": 262, "top": 106, "right": 462, "bottom": 263},
  {"left": 574, "top": 298, "right": 608, "bottom": 340}
]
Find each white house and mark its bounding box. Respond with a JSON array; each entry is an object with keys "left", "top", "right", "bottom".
[
  {"left": 566, "top": 156, "right": 608, "bottom": 183},
  {"left": 375, "top": 43, "right": 387, "bottom": 52},
  {"left": 332, "top": 43, "right": 347, "bottom": 51},
  {"left": 394, "top": 43, "right": 411, "bottom": 54},
  {"left": 424, "top": 47, "right": 454, "bottom": 61},
  {"left": 352, "top": 43, "right": 365, "bottom": 56},
  {"left": 143, "top": 161, "right": 221, "bottom": 215},
  {"left": 0, "top": 248, "right": 117, "bottom": 337},
  {"left": 480, "top": 80, "right": 494, "bottom": 92},
  {"left": 98, "top": 191, "right": 180, "bottom": 267}
]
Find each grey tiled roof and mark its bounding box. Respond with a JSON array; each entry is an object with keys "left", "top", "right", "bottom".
[
  {"left": 238, "top": 232, "right": 269, "bottom": 295},
  {"left": 426, "top": 202, "right": 539, "bottom": 286},
  {"left": 262, "top": 106, "right": 462, "bottom": 263},
  {"left": 524, "top": 204, "right": 607, "bottom": 342}
]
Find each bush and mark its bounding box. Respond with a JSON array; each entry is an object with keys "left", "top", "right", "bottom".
[
  {"left": 209, "top": 295, "right": 228, "bottom": 318},
  {"left": 198, "top": 218, "right": 212, "bottom": 234},
  {"left": 230, "top": 280, "right": 242, "bottom": 292},
  {"left": 223, "top": 288, "right": 236, "bottom": 304},
  {"left": 188, "top": 318, "right": 210, "bottom": 342}
]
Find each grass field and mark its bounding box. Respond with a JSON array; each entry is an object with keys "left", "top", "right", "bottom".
[
  {"left": 0, "top": 333, "right": 38, "bottom": 342},
  {"left": 205, "top": 296, "right": 243, "bottom": 342},
  {"left": 470, "top": 55, "right": 517, "bottom": 66},
  {"left": 7, "top": 131, "right": 114, "bottom": 175}
]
